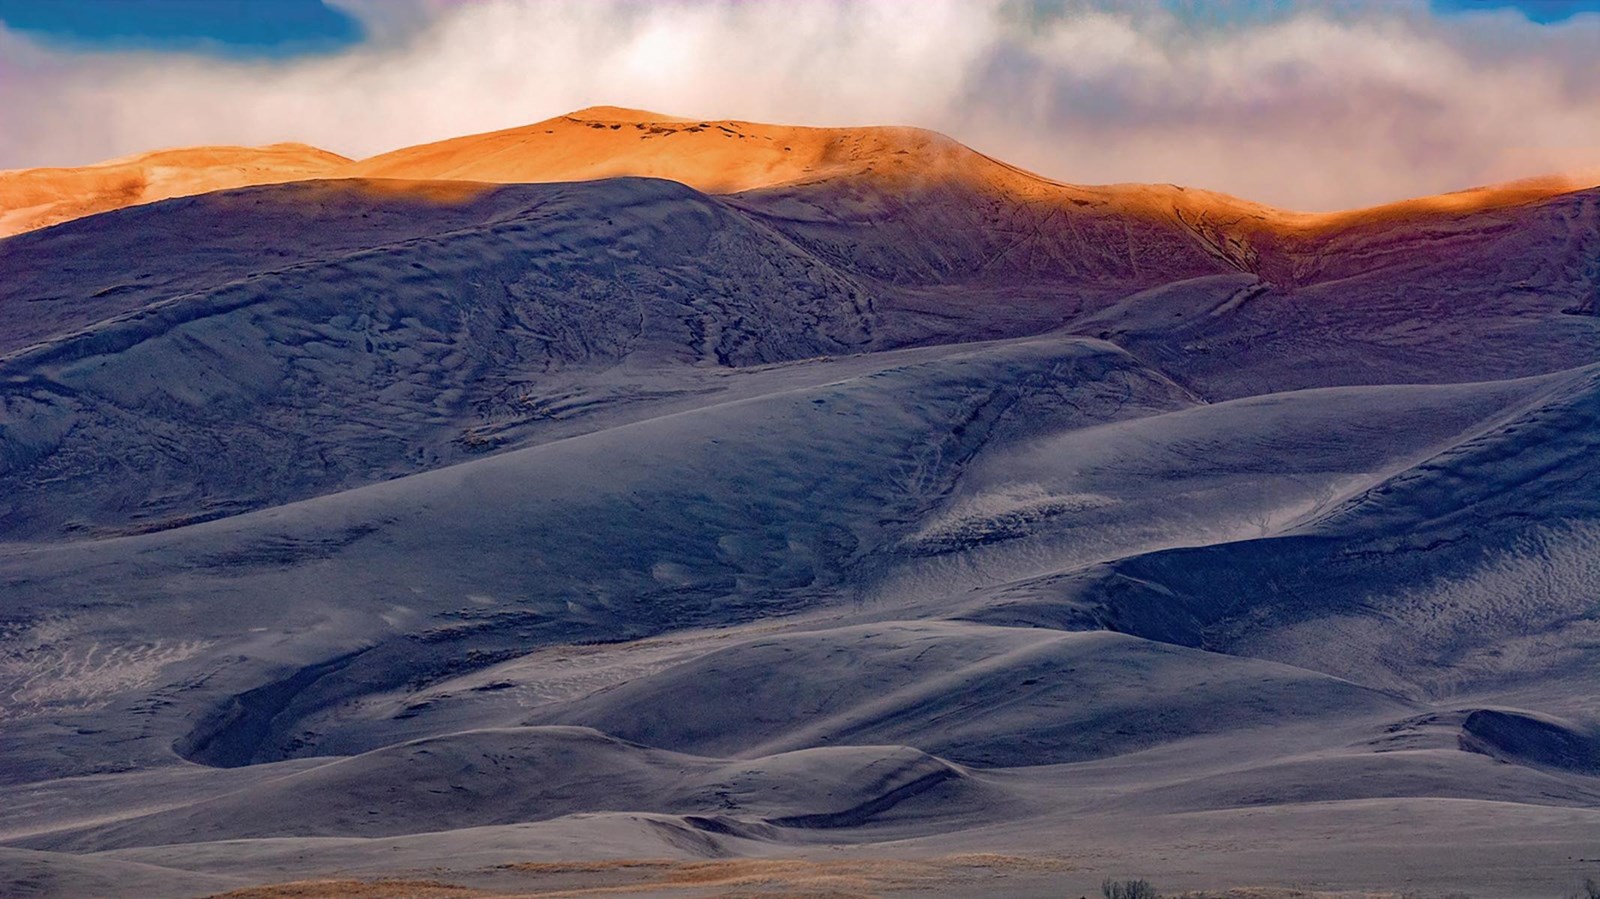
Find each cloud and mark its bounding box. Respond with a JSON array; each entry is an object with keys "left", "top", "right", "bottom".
[
  {"left": 1, "top": 0, "right": 1597, "bottom": 210},
  {"left": 954, "top": 4, "right": 1600, "bottom": 207}
]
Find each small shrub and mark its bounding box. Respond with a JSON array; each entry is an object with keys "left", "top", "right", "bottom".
[
  {"left": 1103, "top": 878, "right": 1160, "bottom": 899},
  {"left": 1566, "top": 877, "right": 1600, "bottom": 899}
]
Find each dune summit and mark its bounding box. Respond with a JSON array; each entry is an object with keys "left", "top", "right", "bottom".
[
  {"left": 1, "top": 107, "right": 1599, "bottom": 898},
  {"left": 5, "top": 106, "right": 1599, "bottom": 240}
]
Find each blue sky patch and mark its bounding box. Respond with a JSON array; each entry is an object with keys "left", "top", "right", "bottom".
[
  {"left": 0, "top": 0, "right": 363, "bottom": 57},
  {"left": 1431, "top": 0, "right": 1600, "bottom": 22}
]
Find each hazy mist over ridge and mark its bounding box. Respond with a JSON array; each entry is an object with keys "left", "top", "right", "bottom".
[{"left": 3, "top": 0, "right": 1599, "bottom": 209}]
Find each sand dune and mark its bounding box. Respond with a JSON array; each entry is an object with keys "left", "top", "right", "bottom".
[
  {"left": 341, "top": 105, "right": 940, "bottom": 193},
  {"left": 3, "top": 106, "right": 1596, "bottom": 242},
  {"left": 300, "top": 105, "right": 1600, "bottom": 234},
  {"left": 26, "top": 728, "right": 999, "bottom": 850},
  {"left": 0, "top": 143, "right": 349, "bottom": 238},
  {"left": 4, "top": 108, "right": 1600, "bottom": 898},
  {"left": 533, "top": 623, "right": 1407, "bottom": 766}
]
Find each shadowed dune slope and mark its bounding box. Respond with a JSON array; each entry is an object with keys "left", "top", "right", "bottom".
[
  {"left": 532, "top": 623, "right": 1408, "bottom": 766},
  {"left": 0, "top": 177, "right": 886, "bottom": 538},
  {"left": 25, "top": 728, "right": 1001, "bottom": 851},
  {"left": 965, "top": 365, "right": 1600, "bottom": 698},
  {"left": 2, "top": 167, "right": 1594, "bottom": 539},
  {"left": 0, "top": 332, "right": 1190, "bottom": 779}
]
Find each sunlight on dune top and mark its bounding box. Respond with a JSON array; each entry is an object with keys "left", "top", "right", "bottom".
[
  {"left": 2, "top": 106, "right": 1597, "bottom": 240},
  {"left": 0, "top": 143, "right": 351, "bottom": 237}
]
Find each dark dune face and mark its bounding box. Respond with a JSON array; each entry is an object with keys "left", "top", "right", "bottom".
[{"left": 1, "top": 114, "right": 1599, "bottom": 899}]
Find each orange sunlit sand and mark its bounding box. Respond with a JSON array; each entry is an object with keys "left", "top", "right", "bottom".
[{"left": 4, "top": 106, "right": 1597, "bottom": 240}]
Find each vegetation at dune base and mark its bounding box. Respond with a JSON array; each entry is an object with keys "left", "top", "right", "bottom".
[
  {"left": 1103, "top": 879, "right": 1160, "bottom": 899},
  {"left": 1081, "top": 880, "right": 1600, "bottom": 899},
  {"left": 1567, "top": 878, "right": 1600, "bottom": 899}
]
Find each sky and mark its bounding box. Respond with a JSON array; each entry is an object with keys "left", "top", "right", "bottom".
[{"left": 0, "top": 0, "right": 1597, "bottom": 210}]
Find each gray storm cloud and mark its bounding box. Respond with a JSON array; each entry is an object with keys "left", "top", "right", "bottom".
[{"left": 1, "top": 0, "right": 1597, "bottom": 210}]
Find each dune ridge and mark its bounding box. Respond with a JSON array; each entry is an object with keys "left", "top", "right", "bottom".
[{"left": 4, "top": 105, "right": 1596, "bottom": 239}]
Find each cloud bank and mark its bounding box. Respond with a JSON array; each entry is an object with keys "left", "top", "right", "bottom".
[{"left": 2, "top": 0, "right": 1598, "bottom": 210}]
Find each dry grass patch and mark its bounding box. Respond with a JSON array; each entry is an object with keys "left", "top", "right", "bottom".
[
  {"left": 625, "top": 854, "right": 1075, "bottom": 894},
  {"left": 497, "top": 860, "right": 677, "bottom": 876},
  {"left": 206, "top": 853, "right": 1078, "bottom": 898},
  {"left": 204, "top": 880, "right": 486, "bottom": 899},
  {"left": 1177, "top": 883, "right": 1440, "bottom": 889}
]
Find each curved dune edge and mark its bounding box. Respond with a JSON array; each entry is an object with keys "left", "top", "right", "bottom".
[{"left": 5, "top": 105, "right": 1598, "bottom": 239}]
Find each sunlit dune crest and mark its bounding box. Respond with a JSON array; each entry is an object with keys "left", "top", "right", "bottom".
[
  {"left": 0, "top": 143, "right": 350, "bottom": 238},
  {"left": 1, "top": 105, "right": 1597, "bottom": 239},
  {"left": 339, "top": 106, "right": 1312, "bottom": 230},
  {"left": 342, "top": 104, "right": 989, "bottom": 194}
]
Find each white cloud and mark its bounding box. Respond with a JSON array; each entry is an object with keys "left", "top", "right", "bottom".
[{"left": 1, "top": 0, "right": 1597, "bottom": 210}]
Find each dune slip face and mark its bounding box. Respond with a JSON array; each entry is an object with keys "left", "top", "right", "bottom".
[{"left": 1, "top": 108, "right": 1599, "bottom": 899}]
